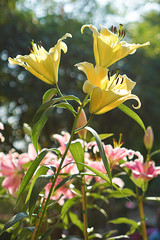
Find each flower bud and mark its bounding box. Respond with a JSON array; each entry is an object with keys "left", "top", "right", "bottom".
[
  {"left": 77, "top": 108, "right": 87, "bottom": 140},
  {"left": 144, "top": 126, "right": 154, "bottom": 151}
]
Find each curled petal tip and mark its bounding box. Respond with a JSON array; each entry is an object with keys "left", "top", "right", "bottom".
[
  {"left": 66, "top": 33, "right": 72, "bottom": 38},
  {"left": 131, "top": 95, "right": 141, "bottom": 109},
  {"left": 60, "top": 33, "right": 72, "bottom": 43},
  {"left": 81, "top": 24, "right": 90, "bottom": 34},
  {"left": 81, "top": 24, "right": 98, "bottom": 34}
]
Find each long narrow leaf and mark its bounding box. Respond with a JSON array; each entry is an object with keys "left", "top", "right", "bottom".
[
  {"left": 31, "top": 99, "right": 56, "bottom": 126},
  {"left": 32, "top": 95, "right": 81, "bottom": 126},
  {"left": 29, "top": 174, "right": 53, "bottom": 218},
  {"left": 56, "top": 102, "right": 77, "bottom": 116},
  {"left": 42, "top": 88, "right": 58, "bottom": 104},
  {"left": 25, "top": 165, "right": 50, "bottom": 203},
  {"left": 3, "top": 212, "right": 28, "bottom": 231},
  {"left": 118, "top": 104, "right": 145, "bottom": 132},
  {"left": 85, "top": 126, "right": 112, "bottom": 183},
  {"left": 17, "top": 149, "right": 58, "bottom": 203},
  {"left": 69, "top": 211, "right": 84, "bottom": 232},
  {"left": 90, "top": 133, "right": 113, "bottom": 142},
  {"left": 61, "top": 197, "right": 79, "bottom": 220},
  {"left": 32, "top": 107, "right": 54, "bottom": 153},
  {"left": 69, "top": 141, "right": 84, "bottom": 172},
  {"left": 54, "top": 174, "right": 79, "bottom": 192}
]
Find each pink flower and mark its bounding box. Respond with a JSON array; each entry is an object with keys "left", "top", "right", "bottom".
[
  {"left": 27, "top": 143, "right": 58, "bottom": 165},
  {"left": 125, "top": 159, "right": 160, "bottom": 181},
  {"left": 0, "top": 150, "right": 30, "bottom": 196},
  {"left": 85, "top": 159, "right": 124, "bottom": 188},
  {"left": 45, "top": 170, "right": 75, "bottom": 205},
  {"left": 105, "top": 144, "right": 128, "bottom": 167},
  {"left": 127, "top": 149, "right": 143, "bottom": 162},
  {"left": 53, "top": 131, "right": 71, "bottom": 155}
]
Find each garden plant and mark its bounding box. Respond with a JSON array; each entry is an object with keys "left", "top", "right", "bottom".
[{"left": 1, "top": 23, "right": 160, "bottom": 240}]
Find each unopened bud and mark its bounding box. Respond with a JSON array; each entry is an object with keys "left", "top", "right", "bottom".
[
  {"left": 23, "top": 123, "right": 32, "bottom": 137},
  {"left": 144, "top": 126, "right": 154, "bottom": 151},
  {"left": 77, "top": 108, "right": 87, "bottom": 140}
]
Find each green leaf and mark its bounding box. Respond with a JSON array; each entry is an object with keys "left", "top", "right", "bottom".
[
  {"left": 109, "top": 217, "right": 139, "bottom": 229},
  {"left": 54, "top": 174, "right": 79, "bottom": 192},
  {"left": 90, "top": 133, "right": 113, "bottom": 142},
  {"left": 42, "top": 88, "right": 58, "bottom": 104},
  {"left": 69, "top": 211, "right": 84, "bottom": 232},
  {"left": 81, "top": 163, "right": 110, "bottom": 182},
  {"left": 118, "top": 104, "right": 145, "bottom": 132},
  {"left": 3, "top": 212, "right": 28, "bottom": 231},
  {"left": 31, "top": 99, "right": 56, "bottom": 126},
  {"left": 61, "top": 196, "right": 79, "bottom": 220},
  {"left": 69, "top": 141, "right": 84, "bottom": 172},
  {"left": 60, "top": 95, "right": 81, "bottom": 105},
  {"left": 90, "top": 203, "right": 108, "bottom": 218},
  {"left": 29, "top": 174, "right": 53, "bottom": 218},
  {"left": 25, "top": 165, "right": 50, "bottom": 203},
  {"left": 56, "top": 102, "right": 77, "bottom": 116},
  {"left": 17, "top": 150, "right": 49, "bottom": 202},
  {"left": 32, "top": 95, "right": 81, "bottom": 126},
  {"left": 32, "top": 106, "right": 54, "bottom": 153},
  {"left": 18, "top": 227, "right": 34, "bottom": 240},
  {"left": 87, "top": 192, "right": 109, "bottom": 204},
  {"left": 106, "top": 188, "right": 135, "bottom": 198},
  {"left": 85, "top": 126, "right": 112, "bottom": 183}
]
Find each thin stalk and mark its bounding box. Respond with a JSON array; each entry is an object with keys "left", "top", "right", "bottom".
[
  {"left": 81, "top": 180, "right": 88, "bottom": 240},
  {"left": 136, "top": 186, "right": 147, "bottom": 240},
  {"left": 55, "top": 83, "right": 64, "bottom": 98},
  {"left": 33, "top": 94, "right": 89, "bottom": 240},
  {"left": 150, "top": 149, "right": 160, "bottom": 158},
  {"left": 31, "top": 198, "right": 46, "bottom": 240}
]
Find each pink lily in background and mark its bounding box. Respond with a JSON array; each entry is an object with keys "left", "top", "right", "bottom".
[
  {"left": 125, "top": 159, "right": 160, "bottom": 181},
  {"left": 0, "top": 150, "right": 30, "bottom": 196},
  {"left": 104, "top": 144, "right": 128, "bottom": 167}
]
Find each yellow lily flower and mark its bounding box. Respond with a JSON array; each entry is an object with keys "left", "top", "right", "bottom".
[
  {"left": 81, "top": 24, "right": 150, "bottom": 67},
  {"left": 76, "top": 62, "right": 141, "bottom": 115},
  {"left": 8, "top": 33, "right": 72, "bottom": 85}
]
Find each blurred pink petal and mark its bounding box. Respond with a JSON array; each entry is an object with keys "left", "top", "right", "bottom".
[
  {"left": 125, "top": 159, "right": 160, "bottom": 181},
  {"left": 105, "top": 144, "right": 128, "bottom": 167}
]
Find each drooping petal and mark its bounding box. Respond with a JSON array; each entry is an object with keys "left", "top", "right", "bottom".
[
  {"left": 81, "top": 24, "right": 150, "bottom": 67},
  {"left": 8, "top": 33, "right": 72, "bottom": 85}
]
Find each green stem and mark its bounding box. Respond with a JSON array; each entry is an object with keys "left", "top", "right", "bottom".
[
  {"left": 34, "top": 94, "right": 89, "bottom": 240},
  {"left": 55, "top": 83, "right": 64, "bottom": 98},
  {"left": 81, "top": 180, "right": 88, "bottom": 240},
  {"left": 136, "top": 186, "right": 147, "bottom": 240},
  {"left": 150, "top": 149, "right": 160, "bottom": 158}
]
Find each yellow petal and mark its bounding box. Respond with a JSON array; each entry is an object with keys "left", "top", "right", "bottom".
[
  {"left": 128, "top": 42, "right": 150, "bottom": 54},
  {"left": 75, "top": 62, "right": 109, "bottom": 88},
  {"left": 83, "top": 80, "right": 94, "bottom": 94},
  {"left": 89, "top": 87, "right": 103, "bottom": 114},
  {"left": 94, "top": 90, "right": 141, "bottom": 115}
]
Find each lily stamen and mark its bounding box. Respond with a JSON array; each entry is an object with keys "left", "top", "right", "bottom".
[
  {"left": 108, "top": 71, "right": 111, "bottom": 81},
  {"left": 116, "top": 78, "right": 119, "bottom": 85},
  {"left": 121, "top": 78, "right": 124, "bottom": 84},
  {"left": 114, "top": 26, "right": 117, "bottom": 34}
]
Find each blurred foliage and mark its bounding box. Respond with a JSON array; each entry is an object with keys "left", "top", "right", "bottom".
[{"left": 0, "top": 0, "right": 160, "bottom": 159}]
